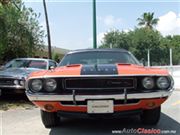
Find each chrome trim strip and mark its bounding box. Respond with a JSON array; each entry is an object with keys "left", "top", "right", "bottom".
[
  {"left": 0, "top": 85, "right": 24, "bottom": 89},
  {"left": 26, "top": 89, "right": 174, "bottom": 101},
  {"left": 0, "top": 76, "right": 19, "bottom": 79},
  {"left": 27, "top": 74, "right": 170, "bottom": 79}
]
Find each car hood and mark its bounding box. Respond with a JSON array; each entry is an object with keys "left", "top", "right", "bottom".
[
  {"left": 0, "top": 68, "right": 42, "bottom": 79},
  {"left": 28, "top": 64, "right": 169, "bottom": 78}
]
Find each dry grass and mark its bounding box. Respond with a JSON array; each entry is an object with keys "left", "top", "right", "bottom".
[{"left": 0, "top": 95, "right": 35, "bottom": 111}]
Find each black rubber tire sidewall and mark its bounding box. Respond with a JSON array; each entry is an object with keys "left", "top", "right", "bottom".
[
  {"left": 140, "top": 106, "right": 161, "bottom": 125},
  {"left": 40, "top": 110, "right": 59, "bottom": 128}
]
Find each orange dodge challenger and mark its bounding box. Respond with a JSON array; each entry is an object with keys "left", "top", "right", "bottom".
[{"left": 26, "top": 49, "right": 174, "bottom": 128}]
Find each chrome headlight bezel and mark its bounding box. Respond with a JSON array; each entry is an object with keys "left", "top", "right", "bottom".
[
  {"left": 29, "top": 79, "right": 43, "bottom": 92},
  {"left": 142, "top": 77, "right": 155, "bottom": 90},
  {"left": 156, "top": 76, "right": 170, "bottom": 90},
  {"left": 44, "top": 79, "right": 57, "bottom": 92}
]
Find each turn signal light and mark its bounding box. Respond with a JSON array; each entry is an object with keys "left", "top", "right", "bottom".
[
  {"left": 44, "top": 104, "right": 54, "bottom": 111},
  {"left": 146, "top": 102, "right": 156, "bottom": 108}
]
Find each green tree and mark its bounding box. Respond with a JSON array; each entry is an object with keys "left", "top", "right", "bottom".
[
  {"left": 52, "top": 53, "right": 60, "bottom": 62},
  {"left": 0, "top": 0, "right": 10, "bottom": 5},
  {"left": 131, "top": 28, "right": 162, "bottom": 65},
  {"left": 0, "top": 0, "right": 45, "bottom": 63},
  {"left": 171, "top": 36, "right": 180, "bottom": 65},
  {"left": 99, "top": 12, "right": 180, "bottom": 66},
  {"left": 137, "top": 12, "right": 159, "bottom": 29},
  {"left": 100, "top": 30, "right": 133, "bottom": 50},
  {"left": 99, "top": 28, "right": 163, "bottom": 66}
]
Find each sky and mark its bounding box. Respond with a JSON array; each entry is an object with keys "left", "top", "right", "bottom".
[{"left": 24, "top": 0, "right": 180, "bottom": 50}]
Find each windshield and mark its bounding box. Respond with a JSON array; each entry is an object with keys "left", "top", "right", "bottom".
[
  {"left": 5, "top": 59, "right": 47, "bottom": 70},
  {"left": 59, "top": 51, "right": 140, "bottom": 66}
]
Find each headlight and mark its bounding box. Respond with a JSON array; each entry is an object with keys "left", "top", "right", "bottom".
[
  {"left": 30, "top": 79, "right": 43, "bottom": 92},
  {"left": 14, "top": 80, "right": 19, "bottom": 85},
  {"left": 157, "top": 77, "right": 170, "bottom": 89},
  {"left": 44, "top": 79, "right": 57, "bottom": 92},
  {"left": 20, "top": 80, "right": 25, "bottom": 86},
  {"left": 142, "top": 77, "right": 154, "bottom": 89}
]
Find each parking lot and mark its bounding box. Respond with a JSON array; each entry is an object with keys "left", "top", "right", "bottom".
[{"left": 0, "top": 90, "right": 180, "bottom": 135}]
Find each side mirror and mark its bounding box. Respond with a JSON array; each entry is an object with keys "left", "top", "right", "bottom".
[
  {"left": 139, "top": 63, "right": 144, "bottom": 66},
  {"left": 56, "top": 59, "right": 61, "bottom": 64},
  {"left": 139, "top": 59, "right": 145, "bottom": 66},
  {"left": 49, "top": 66, "right": 55, "bottom": 70}
]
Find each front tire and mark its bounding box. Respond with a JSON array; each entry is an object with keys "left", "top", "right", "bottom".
[
  {"left": 140, "top": 106, "right": 161, "bottom": 125},
  {"left": 40, "top": 110, "right": 60, "bottom": 128}
]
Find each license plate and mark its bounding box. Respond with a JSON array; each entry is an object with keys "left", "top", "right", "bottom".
[{"left": 87, "top": 100, "right": 114, "bottom": 114}]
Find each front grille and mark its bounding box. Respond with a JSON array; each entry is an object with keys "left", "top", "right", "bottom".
[
  {"left": 64, "top": 77, "right": 135, "bottom": 90},
  {"left": 0, "top": 78, "right": 14, "bottom": 85}
]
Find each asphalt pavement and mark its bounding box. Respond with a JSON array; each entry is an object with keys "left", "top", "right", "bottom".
[{"left": 0, "top": 90, "right": 180, "bottom": 135}]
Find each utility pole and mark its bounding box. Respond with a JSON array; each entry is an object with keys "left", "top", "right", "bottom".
[
  {"left": 110, "top": 43, "right": 112, "bottom": 49},
  {"left": 147, "top": 49, "right": 150, "bottom": 67},
  {"left": 43, "top": 0, "right": 52, "bottom": 59},
  {"left": 170, "top": 48, "right": 173, "bottom": 66},
  {"left": 93, "top": 0, "right": 97, "bottom": 49}
]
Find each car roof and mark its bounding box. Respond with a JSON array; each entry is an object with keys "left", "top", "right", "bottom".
[
  {"left": 67, "top": 48, "right": 128, "bottom": 54},
  {"left": 13, "top": 58, "right": 52, "bottom": 61}
]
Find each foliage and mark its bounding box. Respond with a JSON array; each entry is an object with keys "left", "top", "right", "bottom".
[
  {"left": 131, "top": 28, "right": 163, "bottom": 65},
  {"left": 99, "top": 28, "right": 180, "bottom": 65},
  {"left": 99, "top": 30, "right": 133, "bottom": 50},
  {"left": 160, "top": 35, "right": 180, "bottom": 65},
  {"left": 0, "top": 0, "right": 45, "bottom": 63},
  {"left": 100, "top": 12, "right": 180, "bottom": 65},
  {"left": 52, "top": 53, "right": 60, "bottom": 63},
  {"left": 137, "top": 12, "right": 159, "bottom": 29},
  {"left": 0, "top": 0, "right": 10, "bottom": 5}
]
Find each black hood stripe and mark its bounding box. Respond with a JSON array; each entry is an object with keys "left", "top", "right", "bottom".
[{"left": 81, "top": 64, "right": 118, "bottom": 75}]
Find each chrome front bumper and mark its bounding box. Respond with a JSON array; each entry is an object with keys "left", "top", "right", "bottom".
[{"left": 26, "top": 89, "right": 174, "bottom": 101}]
